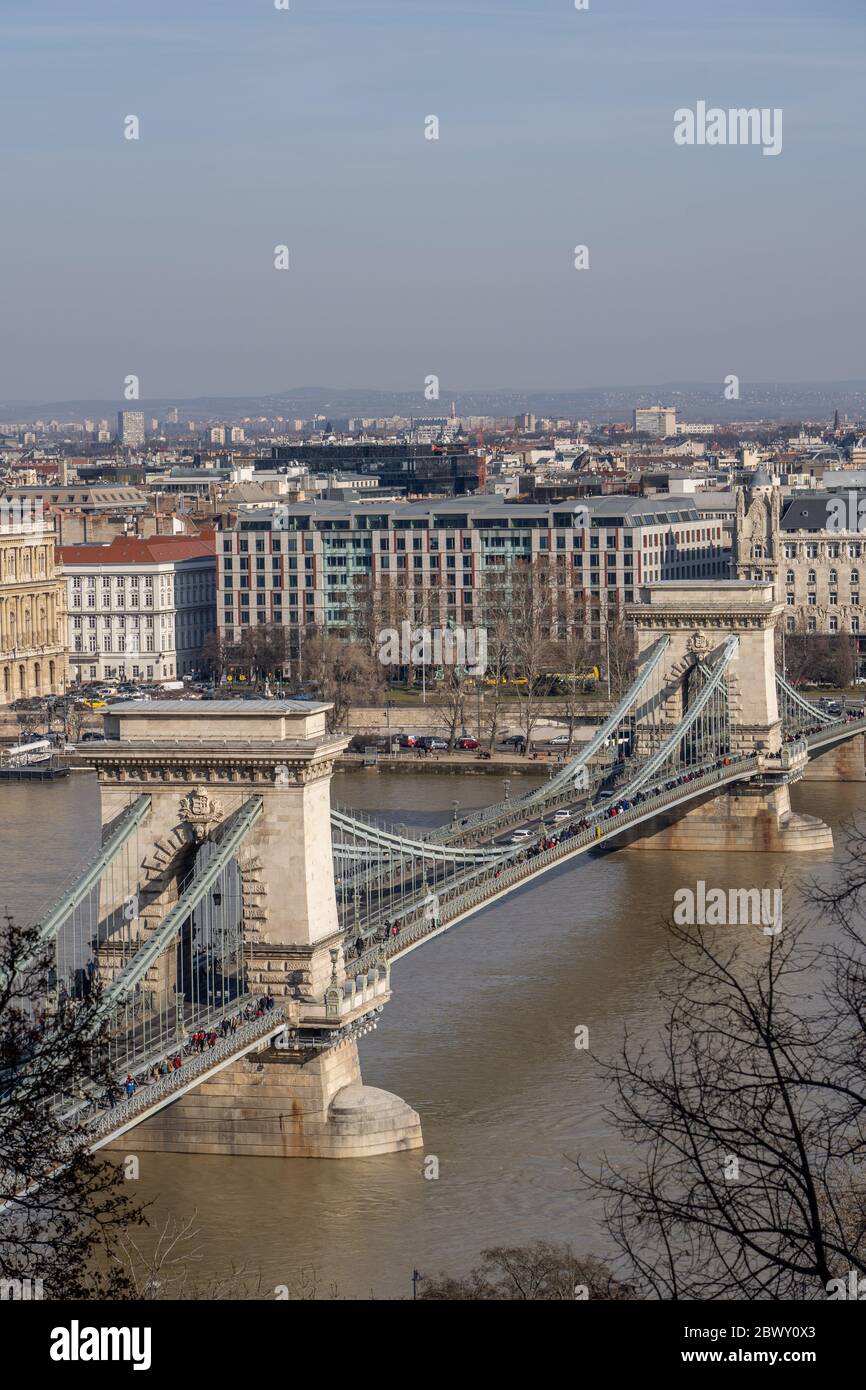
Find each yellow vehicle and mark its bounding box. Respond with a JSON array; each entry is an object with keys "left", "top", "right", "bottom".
[
  {"left": 550, "top": 668, "right": 600, "bottom": 684},
  {"left": 81, "top": 698, "right": 107, "bottom": 709}
]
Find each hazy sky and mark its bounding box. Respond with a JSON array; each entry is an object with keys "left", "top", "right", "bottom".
[{"left": 2, "top": 0, "right": 864, "bottom": 401}]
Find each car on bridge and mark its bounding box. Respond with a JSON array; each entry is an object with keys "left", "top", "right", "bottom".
[{"left": 509, "top": 827, "right": 533, "bottom": 844}]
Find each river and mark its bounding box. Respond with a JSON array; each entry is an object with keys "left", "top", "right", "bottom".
[{"left": 0, "top": 769, "right": 857, "bottom": 1299}]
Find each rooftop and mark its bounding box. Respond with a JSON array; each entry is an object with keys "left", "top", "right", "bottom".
[
  {"left": 107, "top": 698, "right": 330, "bottom": 715},
  {"left": 58, "top": 535, "right": 216, "bottom": 565},
  {"left": 236, "top": 493, "right": 705, "bottom": 529}
]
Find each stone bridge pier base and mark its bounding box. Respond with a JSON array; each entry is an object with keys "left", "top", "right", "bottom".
[
  {"left": 107, "top": 1036, "right": 423, "bottom": 1160},
  {"left": 627, "top": 782, "right": 833, "bottom": 854},
  {"left": 803, "top": 734, "right": 866, "bottom": 782}
]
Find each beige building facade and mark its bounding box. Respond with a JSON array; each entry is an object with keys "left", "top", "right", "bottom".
[
  {"left": 0, "top": 509, "right": 67, "bottom": 703},
  {"left": 734, "top": 471, "right": 866, "bottom": 671}
]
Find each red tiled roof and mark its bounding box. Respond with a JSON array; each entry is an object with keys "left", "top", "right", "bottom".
[{"left": 57, "top": 535, "right": 216, "bottom": 566}]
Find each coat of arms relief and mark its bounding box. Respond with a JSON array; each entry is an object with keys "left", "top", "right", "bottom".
[{"left": 177, "top": 787, "right": 224, "bottom": 842}]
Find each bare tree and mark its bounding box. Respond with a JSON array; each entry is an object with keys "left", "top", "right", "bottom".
[
  {"left": 546, "top": 615, "right": 596, "bottom": 753},
  {"left": 478, "top": 568, "right": 515, "bottom": 751},
  {"left": 418, "top": 1242, "right": 636, "bottom": 1301},
  {"left": 301, "top": 633, "right": 382, "bottom": 729},
  {"left": 199, "top": 630, "right": 227, "bottom": 684},
  {"left": 603, "top": 602, "right": 636, "bottom": 700},
  {"left": 432, "top": 663, "right": 468, "bottom": 750},
  {"left": 577, "top": 857, "right": 866, "bottom": 1299},
  {"left": 0, "top": 914, "right": 143, "bottom": 1298},
  {"left": 509, "top": 558, "right": 557, "bottom": 750}
]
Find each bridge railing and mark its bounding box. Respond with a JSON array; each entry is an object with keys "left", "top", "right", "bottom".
[
  {"left": 346, "top": 755, "right": 760, "bottom": 970},
  {"left": 86, "top": 1005, "right": 287, "bottom": 1143}
]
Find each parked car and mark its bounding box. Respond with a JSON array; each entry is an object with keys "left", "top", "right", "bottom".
[
  {"left": 501, "top": 734, "right": 527, "bottom": 752},
  {"left": 417, "top": 736, "right": 448, "bottom": 751},
  {"left": 399, "top": 734, "right": 419, "bottom": 748},
  {"left": 456, "top": 736, "right": 480, "bottom": 750},
  {"left": 549, "top": 734, "right": 571, "bottom": 746}
]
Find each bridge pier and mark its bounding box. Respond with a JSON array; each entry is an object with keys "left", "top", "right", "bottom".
[
  {"left": 105, "top": 1036, "right": 422, "bottom": 1159},
  {"left": 802, "top": 733, "right": 866, "bottom": 782},
  {"left": 626, "top": 781, "right": 833, "bottom": 854}
]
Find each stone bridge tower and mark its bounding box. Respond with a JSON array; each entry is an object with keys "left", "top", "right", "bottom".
[
  {"left": 81, "top": 699, "right": 422, "bottom": 1159},
  {"left": 626, "top": 582, "right": 832, "bottom": 852}
]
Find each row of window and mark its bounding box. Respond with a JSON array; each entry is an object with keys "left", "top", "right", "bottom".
[
  {"left": 222, "top": 529, "right": 723, "bottom": 556},
  {"left": 787, "top": 593, "right": 860, "bottom": 607},
  {"left": 786, "top": 615, "right": 861, "bottom": 634},
  {"left": 783, "top": 543, "right": 863, "bottom": 559},
  {"left": 786, "top": 570, "right": 860, "bottom": 586}
]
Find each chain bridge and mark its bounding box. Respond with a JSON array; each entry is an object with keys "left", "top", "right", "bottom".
[{"left": 21, "top": 582, "right": 866, "bottom": 1160}]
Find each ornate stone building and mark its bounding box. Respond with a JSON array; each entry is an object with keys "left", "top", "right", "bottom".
[
  {"left": 0, "top": 509, "right": 67, "bottom": 703},
  {"left": 734, "top": 469, "right": 866, "bottom": 672}
]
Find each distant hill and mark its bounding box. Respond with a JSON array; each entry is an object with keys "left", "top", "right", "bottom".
[{"left": 2, "top": 381, "right": 866, "bottom": 425}]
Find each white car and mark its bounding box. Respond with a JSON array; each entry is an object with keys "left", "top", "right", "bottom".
[
  {"left": 509, "top": 827, "right": 532, "bottom": 844},
  {"left": 553, "top": 810, "right": 571, "bottom": 822},
  {"left": 549, "top": 734, "right": 571, "bottom": 745}
]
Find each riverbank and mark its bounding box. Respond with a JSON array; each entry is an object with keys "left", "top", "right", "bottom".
[{"left": 338, "top": 749, "right": 571, "bottom": 776}]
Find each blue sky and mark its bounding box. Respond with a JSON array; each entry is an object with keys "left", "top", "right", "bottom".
[{"left": 1, "top": 0, "right": 864, "bottom": 401}]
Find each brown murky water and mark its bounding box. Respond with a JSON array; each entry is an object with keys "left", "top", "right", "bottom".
[{"left": 0, "top": 769, "right": 858, "bottom": 1299}]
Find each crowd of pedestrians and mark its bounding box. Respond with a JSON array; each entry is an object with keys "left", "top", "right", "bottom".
[{"left": 102, "top": 995, "right": 279, "bottom": 1110}]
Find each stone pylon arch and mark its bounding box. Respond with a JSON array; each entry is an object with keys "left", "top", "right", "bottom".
[
  {"left": 626, "top": 581, "right": 831, "bottom": 852},
  {"left": 629, "top": 580, "right": 783, "bottom": 756}
]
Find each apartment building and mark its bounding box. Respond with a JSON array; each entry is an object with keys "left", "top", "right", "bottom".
[
  {"left": 58, "top": 535, "right": 216, "bottom": 684},
  {"left": 634, "top": 406, "right": 677, "bottom": 438},
  {"left": 216, "top": 496, "right": 730, "bottom": 655}
]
